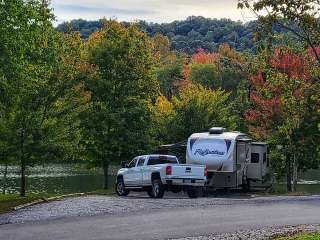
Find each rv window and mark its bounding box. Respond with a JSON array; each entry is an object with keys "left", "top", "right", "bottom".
[
  {"left": 251, "top": 153, "right": 260, "bottom": 163},
  {"left": 147, "top": 156, "right": 178, "bottom": 165}
]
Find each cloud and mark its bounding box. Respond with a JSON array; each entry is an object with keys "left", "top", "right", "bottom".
[
  {"left": 54, "top": 4, "right": 157, "bottom": 16},
  {"left": 51, "top": 0, "right": 254, "bottom": 24},
  {"left": 162, "top": 0, "right": 236, "bottom": 6}
]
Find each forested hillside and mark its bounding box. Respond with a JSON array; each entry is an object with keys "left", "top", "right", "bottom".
[{"left": 57, "top": 17, "right": 259, "bottom": 53}]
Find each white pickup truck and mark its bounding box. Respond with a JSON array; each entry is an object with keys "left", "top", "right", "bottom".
[{"left": 115, "top": 154, "right": 207, "bottom": 198}]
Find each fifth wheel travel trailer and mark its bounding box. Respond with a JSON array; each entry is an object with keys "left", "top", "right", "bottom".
[{"left": 186, "top": 127, "right": 271, "bottom": 190}]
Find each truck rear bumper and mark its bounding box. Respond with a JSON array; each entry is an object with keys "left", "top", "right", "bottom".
[{"left": 164, "top": 178, "right": 206, "bottom": 186}]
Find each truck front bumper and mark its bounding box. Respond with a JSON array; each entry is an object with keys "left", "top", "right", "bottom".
[{"left": 164, "top": 178, "right": 206, "bottom": 186}]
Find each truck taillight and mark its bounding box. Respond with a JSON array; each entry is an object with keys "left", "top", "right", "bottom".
[
  {"left": 204, "top": 166, "right": 208, "bottom": 177},
  {"left": 166, "top": 165, "right": 172, "bottom": 175}
]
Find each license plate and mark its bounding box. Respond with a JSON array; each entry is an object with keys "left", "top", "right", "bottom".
[{"left": 183, "top": 179, "right": 191, "bottom": 183}]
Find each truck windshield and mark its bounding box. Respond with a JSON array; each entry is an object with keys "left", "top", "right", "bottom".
[{"left": 147, "top": 156, "right": 178, "bottom": 165}]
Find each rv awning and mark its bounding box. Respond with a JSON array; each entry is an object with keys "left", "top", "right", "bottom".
[{"left": 158, "top": 140, "right": 187, "bottom": 150}]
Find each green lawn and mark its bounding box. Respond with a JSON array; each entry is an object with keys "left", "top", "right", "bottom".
[
  {"left": 0, "top": 193, "right": 59, "bottom": 214},
  {"left": 276, "top": 232, "right": 320, "bottom": 240},
  {"left": 87, "top": 188, "right": 115, "bottom": 195}
]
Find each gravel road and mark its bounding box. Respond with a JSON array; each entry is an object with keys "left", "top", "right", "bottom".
[
  {"left": 0, "top": 193, "right": 252, "bottom": 224},
  {"left": 0, "top": 194, "right": 320, "bottom": 240}
]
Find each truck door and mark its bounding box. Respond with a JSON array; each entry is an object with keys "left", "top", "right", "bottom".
[
  {"left": 124, "top": 157, "right": 138, "bottom": 186},
  {"left": 135, "top": 156, "right": 146, "bottom": 185}
]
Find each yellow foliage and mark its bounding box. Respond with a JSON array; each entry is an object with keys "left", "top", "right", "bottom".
[{"left": 154, "top": 95, "right": 175, "bottom": 118}]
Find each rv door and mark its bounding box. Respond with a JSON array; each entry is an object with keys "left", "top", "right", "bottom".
[
  {"left": 247, "top": 143, "right": 268, "bottom": 180},
  {"left": 236, "top": 140, "right": 250, "bottom": 185}
]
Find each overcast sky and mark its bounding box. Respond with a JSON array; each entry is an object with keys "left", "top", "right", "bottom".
[{"left": 51, "top": 0, "right": 255, "bottom": 24}]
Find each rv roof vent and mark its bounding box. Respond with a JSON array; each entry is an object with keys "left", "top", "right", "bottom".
[{"left": 209, "top": 127, "right": 226, "bottom": 134}]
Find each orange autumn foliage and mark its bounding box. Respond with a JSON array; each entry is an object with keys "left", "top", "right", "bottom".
[
  {"left": 191, "top": 48, "right": 220, "bottom": 64},
  {"left": 270, "top": 48, "right": 311, "bottom": 81}
]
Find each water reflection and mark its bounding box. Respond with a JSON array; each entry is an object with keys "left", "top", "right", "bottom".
[{"left": 0, "top": 164, "right": 117, "bottom": 194}]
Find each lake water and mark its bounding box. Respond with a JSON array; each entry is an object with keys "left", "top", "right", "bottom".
[
  {"left": 0, "top": 164, "right": 118, "bottom": 194},
  {"left": 273, "top": 169, "right": 320, "bottom": 194},
  {"left": 0, "top": 164, "right": 319, "bottom": 194}
]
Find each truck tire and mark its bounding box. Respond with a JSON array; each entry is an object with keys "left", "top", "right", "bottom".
[
  {"left": 152, "top": 179, "right": 164, "bottom": 198},
  {"left": 187, "top": 186, "right": 199, "bottom": 198},
  {"left": 115, "top": 179, "right": 130, "bottom": 196}
]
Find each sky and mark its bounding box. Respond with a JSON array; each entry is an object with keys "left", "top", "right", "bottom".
[{"left": 51, "top": 0, "right": 255, "bottom": 24}]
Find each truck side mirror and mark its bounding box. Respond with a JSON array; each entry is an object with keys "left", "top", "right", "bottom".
[{"left": 121, "top": 161, "right": 126, "bottom": 168}]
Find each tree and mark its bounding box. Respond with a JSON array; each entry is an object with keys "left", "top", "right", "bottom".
[
  {"left": 184, "top": 49, "right": 220, "bottom": 89},
  {"left": 152, "top": 33, "right": 172, "bottom": 62},
  {"left": 188, "top": 63, "right": 221, "bottom": 89},
  {"left": 170, "top": 84, "right": 237, "bottom": 141},
  {"left": 184, "top": 47, "right": 246, "bottom": 92},
  {"left": 150, "top": 96, "right": 177, "bottom": 145},
  {"left": 151, "top": 84, "right": 238, "bottom": 147},
  {"left": 0, "top": 1, "right": 89, "bottom": 196},
  {"left": 57, "top": 17, "right": 258, "bottom": 53},
  {"left": 152, "top": 33, "right": 187, "bottom": 99},
  {"left": 238, "top": 0, "right": 320, "bottom": 66},
  {"left": 245, "top": 47, "right": 320, "bottom": 191},
  {"left": 154, "top": 57, "right": 185, "bottom": 99},
  {"left": 218, "top": 43, "right": 245, "bottom": 65},
  {"left": 85, "top": 20, "right": 159, "bottom": 189}
]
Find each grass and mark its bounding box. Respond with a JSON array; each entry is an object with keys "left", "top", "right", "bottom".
[
  {"left": 0, "top": 193, "right": 59, "bottom": 214},
  {"left": 275, "top": 232, "right": 320, "bottom": 240},
  {"left": 269, "top": 184, "right": 320, "bottom": 195},
  {"left": 0, "top": 189, "right": 115, "bottom": 214},
  {"left": 87, "top": 188, "right": 115, "bottom": 195}
]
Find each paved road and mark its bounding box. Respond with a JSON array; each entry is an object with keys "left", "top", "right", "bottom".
[{"left": 0, "top": 195, "right": 320, "bottom": 240}]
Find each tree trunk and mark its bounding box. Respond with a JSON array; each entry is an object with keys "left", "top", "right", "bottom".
[
  {"left": 103, "top": 161, "right": 109, "bottom": 190},
  {"left": 286, "top": 153, "right": 292, "bottom": 192},
  {"left": 20, "top": 129, "right": 26, "bottom": 197},
  {"left": 292, "top": 154, "right": 298, "bottom": 192},
  {"left": 20, "top": 157, "right": 26, "bottom": 197},
  {"left": 2, "top": 162, "right": 8, "bottom": 194}
]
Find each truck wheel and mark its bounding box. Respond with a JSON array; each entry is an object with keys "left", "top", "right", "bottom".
[
  {"left": 115, "top": 179, "right": 129, "bottom": 196},
  {"left": 187, "top": 187, "right": 199, "bottom": 198},
  {"left": 152, "top": 179, "right": 164, "bottom": 198}
]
